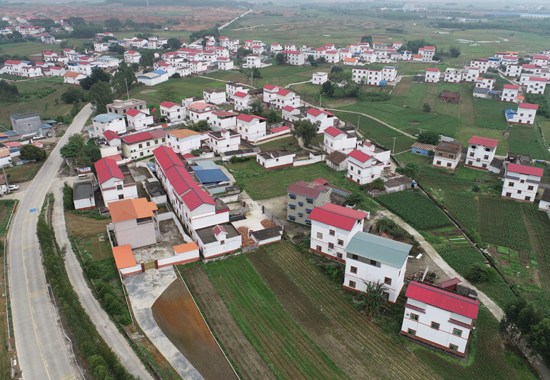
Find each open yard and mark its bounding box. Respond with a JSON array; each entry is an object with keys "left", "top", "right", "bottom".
[{"left": 5, "top": 161, "right": 44, "bottom": 183}]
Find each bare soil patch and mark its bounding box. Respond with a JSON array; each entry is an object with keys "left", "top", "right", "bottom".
[
  {"left": 181, "top": 265, "right": 276, "bottom": 380},
  {"left": 151, "top": 277, "right": 238, "bottom": 380},
  {"left": 64, "top": 211, "right": 111, "bottom": 238}
]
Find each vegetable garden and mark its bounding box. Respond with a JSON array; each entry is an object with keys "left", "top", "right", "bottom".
[{"left": 376, "top": 191, "right": 453, "bottom": 230}]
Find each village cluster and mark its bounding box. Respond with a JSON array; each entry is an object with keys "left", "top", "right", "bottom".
[{"left": 2, "top": 14, "right": 550, "bottom": 364}]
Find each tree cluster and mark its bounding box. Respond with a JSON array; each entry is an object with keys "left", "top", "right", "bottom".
[
  {"left": 417, "top": 131, "right": 440, "bottom": 145},
  {"left": 189, "top": 26, "right": 220, "bottom": 43},
  {"left": 292, "top": 119, "right": 318, "bottom": 145},
  {"left": 61, "top": 87, "right": 88, "bottom": 104},
  {"left": 525, "top": 93, "right": 550, "bottom": 118},
  {"left": 80, "top": 68, "right": 112, "bottom": 91},
  {"left": 0, "top": 79, "right": 19, "bottom": 102},
  {"left": 20, "top": 144, "right": 46, "bottom": 162},
  {"left": 500, "top": 297, "right": 550, "bottom": 364},
  {"left": 396, "top": 162, "right": 419, "bottom": 178},
  {"left": 60, "top": 134, "right": 101, "bottom": 170}
]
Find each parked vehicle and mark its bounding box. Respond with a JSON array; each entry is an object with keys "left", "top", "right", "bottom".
[{"left": 8, "top": 185, "right": 19, "bottom": 191}]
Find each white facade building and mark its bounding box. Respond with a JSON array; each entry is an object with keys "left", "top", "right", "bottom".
[
  {"left": 347, "top": 149, "right": 385, "bottom": 185},
  {"left": 94, "top": 157, "right": 138, "bottom": 209},
  {"left": 501, "top": 84, "right": 521, "bottom": 103},
  {"left": 236, "top": 114, "right": 267, "bottom": 143},
  {"left": 306, "top": 108, "right": 338, "bottom": 134},
  {"left": 323, "top": 126, "right": 357, "bottom": 155},
  {"left": 425, "top": 68, "right": 440, "bottom": 83},
  {"left": 166, "top": 129, "right": 202, "bottom": 155},
  {"left": 92, "top": 113, "right": 127, "bottom": 137},
  {"left": 501, "top": 163, "right": 543, "bottom": 203},
  {"left": 203, "top": 89, "right": 226, "bottom": 105},
  {"left": 465, "top": 136, "right": 499, "bottom": 170},
  {"left": 206, "top": 129, "right": 241, "bottom": 154},
  {"left": 160, "top": 101, "right": 184, "bottom": 122}
]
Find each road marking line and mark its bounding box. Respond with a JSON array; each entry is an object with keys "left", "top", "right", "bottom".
[
  {"left": 23, "top": 243, "right": 38, "bottom": 250},
  {"left": 60, "top": 374, "right": 76, "bottom": 380},
  {"left": 24, "top": 217, "right": 38, "bottom": 223},
  {"left": 30, "top": 289, "right": 46, "bottom": 297}
]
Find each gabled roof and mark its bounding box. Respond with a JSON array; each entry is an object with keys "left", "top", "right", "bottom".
[
  {"left": 324, "top": 126, "right": 344, "bottom": 137},
  {"left": 63, "top": 71, "right": 83, "bottom": 78},
  {"left": 287, "top": 180, "right": 328, "bottom": 198},
  {"left": 519, "top": 103, "right": 539, "bottom": 110},
  {"left": 503, "top": 84, "right": 520, "bottom": 90},
  {"left": 426, "top": 67, "right": 440, "bottom": 72},
  {"left": 160, "top": 101, "right": 179, "bottom": 108},
  {"left": 307, "top": 108, "right": 334, "bottom": 117},
  {"left": 110, "top": 198, "right": 157, "bottom": 223},
  {"left": 282, "top": 106, "right": 296, "bottom": 112},
  {"left": 308, "top": 203, "right": 368, "bottom": 231},
  {"left": 406, "top": 281, "right": 480, "bottom": 320},
  {"left": 94, "top": 157, "right": 123, "bottom": 184},
  {"left": 348, "top": 149, "right": 372, "bottom": 163},
  {"left": 213, "top": 225, "right": 227, "bottom": 236},
  {"left": 263, "top": 84, "right": 283, "bottom": 91},
  {"left": 93, "top": 113, "right": 124, "bottom": 123},
  {"left": 233, "top": 91, "right": 248, "bottom": 98},
  {"left": 164, "top": 165, "right": 216, "bottom": 210},
  {"left": 173, "top": 242, "right": 199, "bottom": 254},
  {"left": 346, "top": 231, "right": 411, "bottom": 268},
  {"left": 277, "top": 89, "right": 291, "bottom": 96},
  {"left": 103, "top": 130, "right": 120, "bottom": 141},
  {"left": 468, "top": 136, "right": 499, "bottom": 148},
  {"left": 169, "top": 129, "right": 200, "bottom": 139},
  {"left": 528, "top": 77, "right": 547, "bottom": 82},
  {"left": 154, "top": 145, "right": 184, "bottom": 171},
  {"left": 507, "top": 163, "right": 543, "bottom": 177},
  {"left": 189, "top": 102, "right": 213, "bottom": 111},
  {"left": 237, "top": 114, "right": 265, "bottom": 122},
  {"left": 123, "top": 130, "right": 166, "bottom": 144},
  {"left": 125, "top": 108, "right": 142, "bottom": 117}
]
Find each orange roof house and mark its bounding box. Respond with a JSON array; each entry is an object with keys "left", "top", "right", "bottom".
[
  {"left": 110, "top": 198, "right": 158, "bottom": 223},
  {"left": 112, "top": 245, "right": 137, "bottom": 269},
  {"left": 109, "top": 198, "right": 159, "bottom": 249},
  {"left": 168, "top": 129, "right": 200, "bottom": 139}
]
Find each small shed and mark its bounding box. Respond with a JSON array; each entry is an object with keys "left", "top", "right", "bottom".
[
  {"left": 384, "top": 176, "right": 413, "bottom": 193},
  {"left": 439, "top": 90, "right": 461, "bottom": 103},
  {"left": 73, "top": 181, "right": 96, "bottom": 210},
  {"left": 326, "top": 150, "right": 348, "bottom": 171},
  {"left": 539, "top": 188, "right": 550, "bottom": 212},
  {"left": 411, "top": 142, "right": 436, "bottom": 156}
]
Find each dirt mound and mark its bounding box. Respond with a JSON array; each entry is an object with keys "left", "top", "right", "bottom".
[
  {"left": 261, "top": 219, "right": 276, "bottom": 229},
  {"left": 152, "top": 278, "right": 238, "bottom": 380},
  {"left": 237, "top": 226, "right": 255, "bottom": 247}
]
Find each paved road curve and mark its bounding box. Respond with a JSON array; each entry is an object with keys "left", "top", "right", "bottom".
[
  {"left": 52, "top": 182, "right": 153, "bottom": 380},
  {"left": 8, "top": 104, "right": 93, "bottom": 380}
]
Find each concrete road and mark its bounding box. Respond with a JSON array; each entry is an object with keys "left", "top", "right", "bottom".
[
  {"left": 8, "top": 104, "right": 93, "bottom": 380},
  {"left": 52, "top": 182, "right": 153, "bottom": 380}
]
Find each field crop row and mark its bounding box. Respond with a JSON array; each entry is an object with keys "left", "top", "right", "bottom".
[
  {"left": 376, "top": 191, "right": 453, "bottom": 230},
  {"left": 473, "top": 98, "right": 507, "bottom": 130},
  {"left": 202, "top": 254, "right": 347, "bottom": 380},
  {"left": 444, "top": 193, "right": 479, "bottom": 232},
  {"left": 266, "top": 243, "right": 439, "bottom": 380},
  {"left": 479, "top": 198, "right": 531, "bottom": 252},
  {"left": 508, "top": 126, "right": 550, "bottom": 160}
]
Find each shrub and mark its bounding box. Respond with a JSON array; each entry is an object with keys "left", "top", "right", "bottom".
[{"left": 63, "top": 183, "right": 74, "bottom": 210}]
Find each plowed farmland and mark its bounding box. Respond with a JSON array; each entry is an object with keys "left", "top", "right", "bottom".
[
  {"left": 151, "top": 278, "right": 238, "bottom": 380},
  {"left": 181, "top": 265, "right": 277, "bottom": 380}
]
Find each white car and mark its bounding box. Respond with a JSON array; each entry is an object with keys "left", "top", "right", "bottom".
[{"left": 8, "top": 185, "right": 19, "bottom": 191}]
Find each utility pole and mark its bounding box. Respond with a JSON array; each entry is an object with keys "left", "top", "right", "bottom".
[
  {"left": 358, "top": 115, "right": 360, "bottom": 130},
  {"left": 392, "top": 137, "right": 396, "bottom": 154},
  {"left": 125, "top": 77, "right": 130, "bottom": 100}
]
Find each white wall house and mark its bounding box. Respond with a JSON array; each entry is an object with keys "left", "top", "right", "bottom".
[
  {"left": 465, "top": 136, "right": 499, "bottom": 170},
  {"left": 94, "top": 157, "right": 138, "bottom": 209},
  {"left": 217, "top": 57, "right": 234, "bottom": 71},
  {"left": 246, "top": 55, "right": 262, "bottom": 68},
  {"left": 125, "top": 109, "right": 154, "bottom": 131},
  {"left": 419, "top": 46, "right": 435, "bottom": 61},
  {"left": 206, "top": 129, "right": 241, "bottom": 154},
  {"left": 444, "top": 68, "right": 463, "bottom": 83},
  {"left": 462, "top": 67, "right": 480, "bottom": 82},
  {"left": 501, "top": 163, "right": 543, "bottom": 203},
  {"left": 505, "top": 64, "right": 521, "bottom": 77},
  {"left": 306, "top": 108, "right": 338, "bottom": 134},
  {"left": 256, "top": 149, "right": 296, "bottom": 169},
  {"left": 92, "top": 113, "right": 127, "bottom": 137},
  {"left": 347, "top": 149, "right": 384, "bottom": 185},
  {"left": 323, "top": 126, "right": 357, "bottom": 154},
  {"left": 524, "top": 77, "right": 547, "bottom": 94},
  {"left": 203, "top": 89, "right": 226, "bottom": 105},
  {"left": 475, "top": 77, "right": 495, "bottom": 90},
  {"left": 356, "top": 142, "right": 391, "bottom": 168},
  {"left": 352, "top": 66, "right": 397, "bottom": 85},
  {"left": 283, "top": 50, "right": 305, "bottom": 66},
  {"left": 121, "top": 130, "right": 166, "bottom": 159},
  {"left": 433, "top": 141, "right": 463, "bottom": 170},
  {"left": 166, "top": 129, "right": 202, "bottom": 155},
  {"left": 401, "top": 281, "right": 480, "bottom": 357},
  {"left": 236, "top": 114, "right": 267, "bottom": 142},
  {"left": 233, "top": 91, "right": 251, "bottom": 111},
  {"left": 343, "top": 232, "right": 410, "bottom": 303},
  {"left": 263, "top": 86, "right": 300, "bottom": 110},
  {"left": 501, "top": 84, "right": 521, "bottom": 103},
  {"left": 282, "top": 106, "right": 301, "bottom": 123},
  {"left": 210, "top": 111, "right": 238, "bottom": 131},
  {"left": 425, "top": 68, "right": 440, "bottom": 83},
  {"left": 188, "top": 102, "right": 216, "bottom": 122},
  {"left": 309, "top": 203, "right": 368, "bottom": 262},
  {"left": 124, "top": 51, "right": 141, "bottom": 65},
  {"left": 226, "top": 82, "right": 246, "bottom": 98},
  {"left": 506, "top": 103, "right": 538, "bottom": 125},
  {"left": 160, "top": 101, "right": 184, "bottom": 122}
]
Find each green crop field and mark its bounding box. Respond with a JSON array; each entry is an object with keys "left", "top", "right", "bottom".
[
  {"left": 508, "top": 126, "right": 550, "bottom": 160},
  {"left": 473, "top": 98, "right": 507, "bottom": 130},
  {"left": 376, "top": 191, "right": 453, "bottom": 230},
  {"left": 443, "top": 193, "right": 479, "bottom": 233}
]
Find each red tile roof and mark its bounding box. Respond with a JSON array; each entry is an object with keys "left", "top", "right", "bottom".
[
  {"left": 406, "top": 281, "right": 480, "bottom": 320},
  {"left": 269, "top": 126, "right": 290, "bottom": 133},
  {"left": 519, "top": 103, "right": 539, "bottom": 110},
  {"left": 307, "top": 108, "right": 334, "bottom": 117},
  {"left": 277, "top": 89, "right": 291, "bottom": 96},
  {"left": 165, "top": 165, "right": 216, "bottom": 210},
  {"left": 308, "top": 203, "right": 368, "bottom": 231},
  {"left": 233, "top": 91, "right": 248, "bottom": 98},
  {"left": 503, "top": 84, "right": 520, "bottom": 90},
  {"left": 522, "top": 64, "right": 536, "bottom": 69},
  {"left": 263, "top": 84, "right": 283, "bottom": 91},
  {"left": 160, "top": 101, "right": 178, "bottom": 108},
  {"left": 324, "top": 126, "right": 343, "bottom": 137},
  {"left": 529, "top": 77, "right": 548, "bottom": 82},
  {"left": 426, "top": 68, "right": 440, "bottom": 72},
  {"left": 103, "top": 130, "right": 120, "bottom": 141},
  {"left": 507, "top": 163, "right": 543, "bottom": 177},
  {"left": 533, "top": 55, "right": 548, "bottom": 60},
  {"left": 95, "top": 157, "right": 123, "bottom": 184},
  {"left": 125, "top": 108, "right": 141, "bottom": 117},
  {"left": 237, "top": 114, "right": 265, "bottom": 122},
  {"left": 287, "top": 181, "right": 328, "bottom": 198},
  {"left": 154, "top": 146, "right": 184, "bottom": 171},
  {"left": 468, "top": 136, "right": 499, "bottom": 148},
  {"left": 282, "top": 106, "right": 295, "bottom": 112},
  {"left": 348, "top": 149, "right": 372, "bottom": 163}
]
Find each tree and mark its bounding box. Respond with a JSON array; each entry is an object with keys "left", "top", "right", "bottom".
[
  {"left": 186, "top": 120, "right": 210, "bottom": 132},
  {"left": 527, "top": 319, "right": 550, "bottom": 362},
  {"left": 251, "top": 67, "right": 262, "bottom": 79},
  {"left": 0, "top": 79, "right": 19, "bottom": 102},
  {"left": 346, "top": 192, "right": 365, "bottom": 206},
  {"left": 60, "top": 134, "right": 86, "bottom": 170},
  {"left": 321, "top": 80, "right": 334, "bottom": 97},
  {"left": 369, "top": 177, "right": 385, "bottom": 191},
  {"left": 355, "top": 281, "right": 389, "bottom": 317},
  {"left": 20, "top": 144, "right": 46, "bottom": 161},
  {"left": 158, "top": 85, "right": 177, "bottom": 103},
  {"left": 396, "top": 162, "right": 419, "bottom": 178},
  {"left": 124, "top": 18, "right": 135, "bottom": 30},
  {"left": 108, "top": 43, "right": 125, "bottom": 54},
  {"left": 361, "top": 35, "right": 373, "bottom": 46},
  {"left": 417, "top": 131, "right": 439, "bottom": 145},
  {"left": 263, "top": 110, "right": 282, "bottom": 123},
  {"left": 166, "top": 37, "right": 181, "bottom": 50},
  {"left": 59, "top": 40, "right": 68, "bottom": 50},
  {"left": 139, "top": 51, "right": 154, "bottom": 68},
  {"left": 449, "top": 45, "right": 461, "bottom": 58},
  {"left": 70, "top": 102, "right": 81, "bottom": 117},
  {"left": 80, "top": 68, "right": 112, "bottom": 90},
  {"left": 292, "top": 119, "right": 318, "bottom": 145},
  {"left": 61, "top": 87, "right": 86, "bottom": 104},
  {"left": 422, "top": 103, "right": 431, "bottom": 113},
  {"left": 89, "top": 81, "right": 114, "bottom": 114},
  {"left": 171, "top": 73, "right": 181, "bottom": 79},
  {"left": 248, "top": 97, "right": 264, "bottom": 116},
  {"left": 104, "top": 18, "right": 122, "bottom": 32},
  {"left": 275, "top": 53, "right": 284, "bottom": 65},
  {"left": 112, "top": 62, "right": 135, "bottom": 96}
]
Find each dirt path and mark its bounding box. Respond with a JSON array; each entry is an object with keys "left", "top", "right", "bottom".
[
  {"left": 152, "top": 276, "right": 238, "bottom": 380},
  {"left": 181, "top": 266, "right": 277, "bottom": 380}
]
